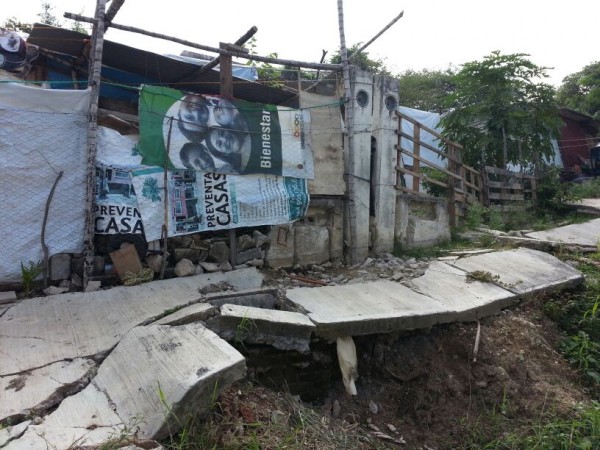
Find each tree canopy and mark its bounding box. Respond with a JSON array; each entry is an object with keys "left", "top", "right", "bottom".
[
  {"left": 330, "top": 44, "right": 390, "bottom": 75},
  {"left": 556, "top": 61, "right": 600, "bottom": 120},
  {"left": 397, "top": 68, "right": 456, "bottom": 113},
  {"left": 439, "top": 51, "right": 560, "bottom": 170}
]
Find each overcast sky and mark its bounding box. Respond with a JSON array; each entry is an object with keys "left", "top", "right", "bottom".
[{"left": 3, "top": 0, "right": 598, "bottom": 86}]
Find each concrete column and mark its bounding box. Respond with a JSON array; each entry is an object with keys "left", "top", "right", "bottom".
[
  {"left": 346, "top": 68, "right": 373, "bottom": 263},
  {"left": 371, "top": 75, "right": 400, "bottom": 255}
]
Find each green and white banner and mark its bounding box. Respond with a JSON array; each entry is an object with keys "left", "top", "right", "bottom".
[
  {"left": 130, "top": 167, "right": 309, "bottom": 240},
  {"left": 138, "top": 85, "right": 314, "bottom": 179}
]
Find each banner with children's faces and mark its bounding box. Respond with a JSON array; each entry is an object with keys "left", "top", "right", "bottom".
[
  {"left": 137, "top": 85, "right": 314, "bottom": 179},
  {"left": 130, "top": 167, "right": 309, "bottom": 241}
]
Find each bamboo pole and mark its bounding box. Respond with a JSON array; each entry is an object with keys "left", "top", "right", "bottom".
[
  {"left": 348, "top": 10, "right": 404, "bottom": 61},
  {"left": 338, "top": 0, "right": 359, "bottom": 265},
  {"left": 105, "top": 0, "right": 126, "bottom": 24},
  {"left": 83, "top": 0, "right": 107, "bottom": 289},
  {"left": 64, "top": 13, "right": 342, "bottom": 71}
]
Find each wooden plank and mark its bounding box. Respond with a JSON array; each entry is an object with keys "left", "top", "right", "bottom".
[
  {"left": 488, "top": 193, "right": 525, "bottom": 201},
  {"left": 412, "top": 125, "right": 421, "bottom": 192},
  {"left": 396, "top": 147, "right": 462, "bottom": 180},
  {"left": 396, "top": 112, "right": 463, "bottom": 149},
  {"left": 486, "top": 181, "right": 524, "bottom": 190},
  {"left": 397, "top": 134, "right": 461, "bottom": 164}
]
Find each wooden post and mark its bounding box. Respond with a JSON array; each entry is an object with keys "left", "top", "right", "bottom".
[
  {"left": 412, "top": 124, "right": 420, "bottom": 193},
  {"left": 83, "top": 0, "right": 107, "bottom": 289},
  {"left": 218, "top": 43, "right": 237, "bottom": 266},
  {"left": 447, "top": 145, "right": 456, "bottom": 228}
]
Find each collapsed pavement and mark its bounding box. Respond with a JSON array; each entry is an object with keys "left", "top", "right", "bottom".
[{"left": 0, "top": 246, "right": 585, "bottom": 449}]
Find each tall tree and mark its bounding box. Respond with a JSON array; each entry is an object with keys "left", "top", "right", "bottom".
[
  {"left": 440, "top": 51, "right": 560, "bottom": 170},
  {"left": 398, "top": 68, "right": 456, "bottom": 113},
  {"left": 556, "top": 61, "right": 600, "bottom": 120}
]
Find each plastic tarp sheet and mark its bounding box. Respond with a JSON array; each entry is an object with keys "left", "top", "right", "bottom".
[{"left": 0, "top": 83, "right": 90, "bottom": 281}]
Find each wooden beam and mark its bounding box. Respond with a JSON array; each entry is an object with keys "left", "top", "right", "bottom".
[
  {"left": 105, "top": 0, "right": 126, "bottom": 24},
  {"left": 63, "top": 13, "right": 342, "bottom": 71},
  {"left": 83, "top": 0, "right": 107, "bottom": 289},
  {"left": 349, "top": 10, "right": 404, "bottom": 61},
  {"left": 183, "top": 26, "right": 257, "bottom": 79},
  {"left": 219, "top": 44, "right": 233, "bottom": 98}
]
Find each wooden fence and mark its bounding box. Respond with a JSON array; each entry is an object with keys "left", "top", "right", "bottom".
[
  {"left": 483, "top": 166, "right": 539, "bottom": 211},
  {"left": 395, "top": 112, "right": 540, "bottom": 224},
  {"left": 395, "top": 112, "right": 483, "bottom": 226}
]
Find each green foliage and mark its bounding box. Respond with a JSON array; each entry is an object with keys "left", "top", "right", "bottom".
[
  {"left": 537, "top": 167, "right": 582, "bottom": 212},
  {"left": 480, "top": 402, "right": 600, "bottom": 450},
  {"left": 38, "top": 2, "right": 62, "bottom": 27},
  {"left": 420, "top": 166, "right": 449, "bottom": 198},
  {"left": 440, "top": 51, "right": 561, "bottom": 170},
  {"left": 20, "top": 260, "right": 43, "bottom": 297},
  {"left": 557, "top": 61, "right": 600, "bottom": 120},
  {"left": 329, "top": 43, "right": 390, "bottom": 75},
  {"left": 398, "top": 68, "right": 456, "bottom": 113},
  {"left": 569, "top": 178, "right": 600, "bottom": 199}
]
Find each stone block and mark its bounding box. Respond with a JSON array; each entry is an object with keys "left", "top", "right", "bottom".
[
  {"left": 50, "top": 254, "right": 71, "bottom": 281},
  {"left": 0, "top": 291, "right": 17, "bottom": 305},
  {"left": 266, "top": 226, "right": 294, "bottom": 268},
  {"left": 236, "top": 247, "right": 262, "bottom": 264},
  {"left": 209, "top": 241, "right": 230, "bottom": 263},
  {"left": 174, "top": 259, "right": 196, "bottom": 277}
]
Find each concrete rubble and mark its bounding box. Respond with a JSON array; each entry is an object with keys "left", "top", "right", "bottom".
[{"left": 0, "top": 246, "right": 588, "bottom": 449}]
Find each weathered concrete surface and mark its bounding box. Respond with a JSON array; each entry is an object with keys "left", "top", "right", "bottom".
[
  {"left": 93, "top": 324, "right": 245, "bottom": 440},
  {"left": 450, "top": 248, "right": 583, "bottom": 295},
  {"left": 286, "top": 280, "right": 449, "bottom": 338},
  {"left": 409, "top": 261, "right": 518, "bottom": 320},
  {"left": 5, "top": 324, "right": 245, "bottom": 449},
  {"left": 0, "top": 290, "right": 17, "bottom": 304},
  {"left": 0, "top": 421, "right": 30, "bottom": 447},
  {"left": 207, "top": 304, "right": 315, "bottom": 353},
  {"left": 153, "top": 303, "right": 218, "bottom": 326},
  {"left": 1, "top": 358, "right": 96, "bottom": 424},
  {"left": 0, "top": 268, "right": 262, "bottom": 375},
  {"left": 526, "top": 217, "right": 600, "bottom": 247},
  {"left": 286, "top": 249, "right": 583, "bottom": 338},
  {"left": 5, "top": 383, "right": 123, "bottom": 450}
]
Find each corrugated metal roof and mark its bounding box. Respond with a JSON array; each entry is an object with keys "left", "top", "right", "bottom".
[{"left": 27, "top": 23, "right": 300, "bottom": 107}]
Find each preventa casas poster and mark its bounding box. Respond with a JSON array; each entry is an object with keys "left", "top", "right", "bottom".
[
  {"left": 137, "top": 85, "right": 314, "bottom": 179},
  {"left": 130, "top": 168, "right": 310, "bottom": 241}
]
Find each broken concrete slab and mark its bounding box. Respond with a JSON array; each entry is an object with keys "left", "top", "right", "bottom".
[
  {"left": 0, "top": 358, "right": 96, "bottom": 424},
  {"left": 0, "top": 420, "right": 30, "bottom": 447},
  {"left": 286, "top": 280, "right": 449, "bottom": 338},
  {"left": 207, "top": 304, "right": 316, "bottom": 353},
  {"left": 153, "top": 303, "right": 218, "bottom": 326},
  {"left": 93, "top": 324, "right": 245, "bottom": 441},
  {"left": 449, "top": 248, "right": 584, "bottom": 295},
  {"left": 5, "top": 383, "right": 123, "bottom": 450},
  {"left": 0, "top": 268, "right": 262, "bottom": 375},
  {"left": 408, "top": 261, "right": 518, "bottom": 320},
  {"left": 525, "top": 218, "right": 600, "bottom": 248}
]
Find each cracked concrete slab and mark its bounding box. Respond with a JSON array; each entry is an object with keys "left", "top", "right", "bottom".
[
  {"left": 525, "top": 217, "right": 600, "bottom": 247},
  {"left": 152, "top": 303, "right": 218, "bottom": 326},
  {"left": 6, "top": 324, "right": 245, "bottom": 448},
  {"left": 0, "top": 421, "right": 30, "bottom": 447},
  {"left": 0, "top": 358, "right": 96, "bottom": 424},
  {"left": 0, "top": 268, "right": 262, "bottom": 375},
  {"left": 207, "top": 304, "right": 316, "bottom": 353},
  {"left": 449, "top": 248, "right": 584, "bottom": 295},
  {"left": 286, "top": 280, "right": 449, "bottom": 338},
  {"left": 4, "top": 383, "right": 123, "bottom": 450},
  {"left": 409, "top": 261, "right": 519, "bottom": 320},
  {"left": 93, "top": 323, "right": 246, "bottom": 441}
]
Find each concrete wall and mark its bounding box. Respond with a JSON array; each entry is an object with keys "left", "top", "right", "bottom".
[{"left": 395, "top": 195, "right": 451, "bottom": 249}]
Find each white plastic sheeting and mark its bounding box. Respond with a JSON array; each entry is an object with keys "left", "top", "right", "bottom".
[{"left": 0, "top": 83, "right": 90, "bottom": 282}]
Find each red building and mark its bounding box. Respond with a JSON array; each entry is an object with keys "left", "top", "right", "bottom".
[{"left": 557, "top": 108, "right": 600, "bottom": 179}]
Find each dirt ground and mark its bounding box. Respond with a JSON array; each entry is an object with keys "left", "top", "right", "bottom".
[{"left": 196, "top": 264, "right": 594, "bottom": 450}]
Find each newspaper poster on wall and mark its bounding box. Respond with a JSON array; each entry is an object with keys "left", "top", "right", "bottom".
[
  {"left": 137, "top": 85, "right": 314, "bottom": 179},
  {"left": 130, "top": 167, "right": 309, "bottom": 241}
]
